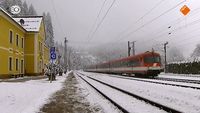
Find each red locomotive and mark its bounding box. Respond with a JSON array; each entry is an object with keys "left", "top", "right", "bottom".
[{"left": 84, "top": 51, "right": 163, "bottom": 77}]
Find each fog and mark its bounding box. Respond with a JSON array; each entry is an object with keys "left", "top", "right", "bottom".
[{"left": 25, "top": 0, "right": 200, "bottom": 57}]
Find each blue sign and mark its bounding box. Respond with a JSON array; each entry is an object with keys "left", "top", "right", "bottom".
[
  {"left": 50, "top": 47, "right": 56, "bottom": 53},
  {"left": 50, "top": 53, "right": 56, "bottom": 60}
]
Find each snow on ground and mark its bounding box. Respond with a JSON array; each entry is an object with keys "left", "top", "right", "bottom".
[
  {"left": 79, "top": 74, "right": 166, "bottom": 113},
  {"left": 75, "top": 73, "right": 121, "bottom": 113},
  {"left": 0, "top": 74, "right": 68, "bottom": 113},
  {"left": 106, "top": 74, "right": 200, "bottom": 88},
  {"left": 81, "top": 71, "right": 200, "bottom": 113}
]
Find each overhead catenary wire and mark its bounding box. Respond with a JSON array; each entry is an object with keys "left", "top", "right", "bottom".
[
  {"left": 97, "top": 0, "right": 187, "bottom": 47},
  {"left": 114, "top": 0, "right": 186, "bottom": 42},
  {"left": 87, "top": 0, "right": 117, "bottom": 42},
  {"left": 114, "top": 0, "right": 166, "bottom": 41},
  {"left": 87, "top": 0, "right": 107, "bottom": 39},
  {"left": 132, "top": 6, "right": 200, "bottom": 50},
  {"left": 50, "top": 0, "right": 66, "bottom": 37},
  {"left": 140, "top": 16, "right": 200, "bottom": 45}
]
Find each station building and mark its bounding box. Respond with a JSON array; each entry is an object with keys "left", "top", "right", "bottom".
[{"left": 0, "top": 8, "right": 49, "bottom": 78}]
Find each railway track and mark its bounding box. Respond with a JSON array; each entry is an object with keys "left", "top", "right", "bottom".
[
  {"left": 93, "top": 73, "right": 200, "bottom": 90},
  {"left": 76, "top": 72, "right": 182, "bottom": 113},
  {"left": 154, "top": 77, "right": 200, "bottom": 84},
  {"left": 80, "top": 72, "right": 200, "bottom": 90}
]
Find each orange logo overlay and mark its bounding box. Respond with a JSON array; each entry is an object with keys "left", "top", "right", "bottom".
[{"left": 180, "top": 5, "right": 190, "bottom": 16}]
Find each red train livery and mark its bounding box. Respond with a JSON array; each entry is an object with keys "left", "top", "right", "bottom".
[{"left": 84, "top": 51, "right": 163, "bottom": 77}]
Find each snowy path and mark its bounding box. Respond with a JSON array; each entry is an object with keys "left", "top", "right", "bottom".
[
  {"left": 81, "top": 71, "right": 200, "bottom": 113},
  {"left": 0, "top": 74, "right": 67, "bottom": 113}
]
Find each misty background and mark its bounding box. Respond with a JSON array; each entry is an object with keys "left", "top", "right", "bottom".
[{"left": 1, "top": 0, "right": 200, "bottom": 69}]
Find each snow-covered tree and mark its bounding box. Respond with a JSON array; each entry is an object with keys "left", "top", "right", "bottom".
[
  {"left": 167, "top": 47, "right": 185, "bottom": 63},
  {"left": 28, "top": 4, "right": 37, "bottom": 16},
  {"left": 0, "top": 0, "right": 37, "bottom": 16},
  {"left": 88, "top": 42, "right": 127, "bottom": 63},
  {"left": 0, "top": 0, "right": 13, "bottom": 13},
  {"left": 44, "top": 12, "right": 54, "bottom": 47},
  {"left": 21, "top": 1, "right": 28, "bottom": 15},
  {"left": 191, "top": 44, "right": 200, "bottom": 59}
]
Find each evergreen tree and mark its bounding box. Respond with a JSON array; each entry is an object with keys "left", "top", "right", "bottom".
[
  {"left": 0, "top": 0, "right": 13, "bottom": 13},
  {"left": 191, "top": 44, "right": 200, "bottom": 60},
  {"left": 28, "top": 4, "right": 37, "bottom": 16},
  {"left": 21, "top": 1, "right": 28, "bottom": 15},
  {"left": 44, "top": 12, "right": 54, "bottom": 47}
]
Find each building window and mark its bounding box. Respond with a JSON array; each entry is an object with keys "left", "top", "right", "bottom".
[
  {"left": 16, "top": 34, "right": 19, "bottom": 46},
  {"left": 16, "top": 59, "right": 18, "bottom": 71},
  {"left": 9, "top": 30, "right": 13, "bottom": 43},
  {"left": 21, "top": 60, "right": 24, "bottom": 73},
  {"left": 21, "top": 38, "right": 24, "bottom": 48},
  {"left": 9, "top": 57, "right": 12, "bottom": 71}
]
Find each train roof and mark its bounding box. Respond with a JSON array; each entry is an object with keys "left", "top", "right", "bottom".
[{"left": 96, "top": 51, "right": 160, "bottom": 66}]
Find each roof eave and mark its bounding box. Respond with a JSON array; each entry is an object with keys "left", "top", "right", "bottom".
[{"left": 0, "top": 8, "right": 27, "bottom": 32}]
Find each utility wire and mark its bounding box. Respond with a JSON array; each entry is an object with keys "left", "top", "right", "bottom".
[
  {"left": 115, "top": 0, "right": 166, "bottom": 40},
  {"left": 170, "top": 33, "right": 200, "bottom": 48},
  {"left": 87, "top": 0, "right": 107, "bottom": 39},
  {"left": 115, "top": 0, "right": 186, "bottom": 42},
  {"left": 50, "top": 0, "right": 65, "bottom": 37},
  {"left": 141, "top": 19, "right": 200, "bottom": 52},
  {"left": 135, "top": 6, "right": 200, "bottom": 45},
  {"left": 88, "top": 0, "right": 117, "bottom": 42},
  {"left": 149, "top": 17, "right": 200, "bottom": 44}
]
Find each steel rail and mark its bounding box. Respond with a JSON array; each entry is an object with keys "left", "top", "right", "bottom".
[
  {"left": 77, "top": 73, "right": 129, "bottom": 113},
  {"left": 104, "top": 74, "right": 200, "bottom": 90},
  {"left": 77, "top": 72, "right": 182, "bottom": 113}
]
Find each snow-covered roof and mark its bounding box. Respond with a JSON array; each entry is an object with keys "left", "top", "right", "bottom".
[
  {"left": 0, "top": 7, "right": 12, "bottom": 17},
  {"left": 0, "top": 7, "right": 26, "bottom": 31},
  {"left": 13, "top": 16, "right": 43, "bottom": 32}
]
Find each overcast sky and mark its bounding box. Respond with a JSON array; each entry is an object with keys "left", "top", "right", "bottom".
[{"left": 24, "top": 0, "right": 200, "bottom": 57}]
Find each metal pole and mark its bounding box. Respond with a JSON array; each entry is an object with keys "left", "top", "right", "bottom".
[
  {"left": 132, "top": 41, "right": 136, "bottom": 55},
  {"left": 50, "top": 59, "right": 53, "bottom": 83},
  {"left": 64, "top": 38, "right": 68, "bottom": 72},
  {"left": 164, "top": 42, "right": 168, "bottom": 73},
  {"left": 128, "top": 41, "right": 130, "bottom": 57}
]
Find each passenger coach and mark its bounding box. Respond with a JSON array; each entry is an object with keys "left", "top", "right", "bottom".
[{"left": 85, "top": 51, "right": 163, "bottom": 77}]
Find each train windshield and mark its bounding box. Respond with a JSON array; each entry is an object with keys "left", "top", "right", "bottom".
[{"left": 144, "top": 56, "right": 160, "bottom": 63}]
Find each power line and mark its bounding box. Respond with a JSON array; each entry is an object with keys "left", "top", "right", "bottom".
[
  {"left": 50, "top": 0, "right": 65, "bottom": 37},
  {"left": 88, "top": 0, "right": 117, "bottom": 42},
  {"left": 87, "top": 0, "right": 107, "bottom": 39},
  {"left": 134, "top": 6, "right": 200, "bottom": 46},
  {"left": 170, "top": 33, "right": 200, "bottom": 48},
  {"left": 115, "top": 0, "right": 186, "bottom": 42},
  {"left": 115, "top": 0, "right": 166, "bottom": 41},
  {"left": 140, "top": 17, "right": 200, "bottom": 45},
  {"left": 97, "top": 0, "right": 187, "bottom": 47}
]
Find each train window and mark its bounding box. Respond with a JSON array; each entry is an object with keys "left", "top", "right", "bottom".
[
  {"left": 144, "top": 56, "right": 160, "bottom": 63},
  {"left": 128, "top": 59, "right": 140, "bottom": 67},
  {"left": 122, "top": 61, "right": 128, "bottom": 67}
]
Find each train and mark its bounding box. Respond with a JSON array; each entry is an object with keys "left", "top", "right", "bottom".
[{"left": 84, "top": 51, "right": 163, "bottom": 77}]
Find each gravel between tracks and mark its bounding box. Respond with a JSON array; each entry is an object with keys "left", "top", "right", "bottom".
[{"left": 39, "top": 73, "right": 103, "bottom": 113}]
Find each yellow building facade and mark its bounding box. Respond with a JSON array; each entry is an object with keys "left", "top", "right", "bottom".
[{"left": 0, "top": 8, "right": 49, "bottom": 78}]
